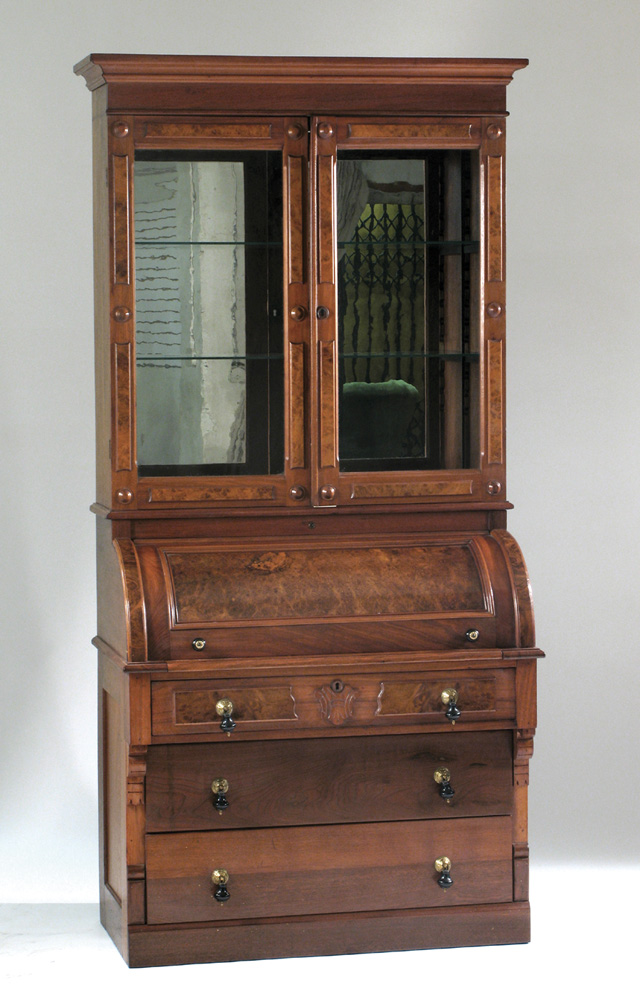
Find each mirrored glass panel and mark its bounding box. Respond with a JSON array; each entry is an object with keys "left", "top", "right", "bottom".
[
  {"left": 134, "top": 152, "right": 283, "bottom": 476},
  {"left": 337, "top": 151, "right": 479, "bottom": 472}
]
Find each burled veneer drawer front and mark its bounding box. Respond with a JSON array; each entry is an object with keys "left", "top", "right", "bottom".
[
  {"left": 150, "top": 669, "right": 515, "bottom": 737},
  {"left": 146, "top": 815, "right": 513, "bottom": 925},
  {"left": 146, "top": 730, "right": 513, "bottom": 832}
]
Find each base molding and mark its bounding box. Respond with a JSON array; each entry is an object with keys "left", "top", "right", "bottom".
[{"left": 124, "top": 901, "right": 530, "bottom": 968}]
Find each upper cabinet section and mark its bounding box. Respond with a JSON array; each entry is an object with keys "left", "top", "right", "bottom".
[{"left": 75, "top": 56, "right": 526, "bottom": 514}]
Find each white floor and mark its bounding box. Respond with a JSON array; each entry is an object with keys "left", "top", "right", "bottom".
[{"left": 1, "top": 866, "right": 636, "bottom": 1001}]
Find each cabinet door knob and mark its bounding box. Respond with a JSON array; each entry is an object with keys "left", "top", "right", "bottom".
[
  {"left": 211, "top": 778, "right": 230, "bottom": 813},
  {"left": 211, "top": 868, "right": 230, "bottom": 902},
  {"left": 215, "top": 698, "right": 236, "bottom": 734},
  {"left": 289, "top": 305, "right": 307, "bottom": 322},
  {"left": 317, "top": 122, "right": 334, "bottom": 138},
  {"left": 434, "top": 767, "right": 455, "bottom": 803},
  {"left": 434, "top": 856, "right": 453, "bottom": 888},
  {"left": 316, "top": 305, "right": 330, "bottom": 320},
  {"left": 319, "top": 484, "right": 336, "bottom": 501},
  {"left": 441, "top": 688, "right": 461, "bottom": 723}
]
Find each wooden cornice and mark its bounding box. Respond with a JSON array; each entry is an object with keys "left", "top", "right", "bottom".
[{"left": 74, "top": 54, "right": 528, "bottom": 115}]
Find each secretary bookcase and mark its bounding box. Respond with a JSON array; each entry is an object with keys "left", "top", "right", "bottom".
[{"left": 75, "top": 54, "right": 539, "bottom": 967}]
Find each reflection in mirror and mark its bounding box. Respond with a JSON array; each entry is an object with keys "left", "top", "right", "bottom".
[
  {"left": 134, "top": 153, "right": 283, "bottom": 477},
  {"left": 337, "top": 151, "right": 479, "bottom": 472}
]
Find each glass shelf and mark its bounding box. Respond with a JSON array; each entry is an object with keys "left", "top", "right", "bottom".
[
  {"left": 136, "top": 355, "right": 283, "bottom": 363},
  {"left": 135, "top": 240, "right": 284, "bottom": 247},
  {"left": 136, "top": 352, "right": 476, "bottom": 363},
  {"left": 341, "top": 351, "right": 479, "bottom": 361},
  {"left": 338, "top": 239, "right": 479, "bottom": 251}
]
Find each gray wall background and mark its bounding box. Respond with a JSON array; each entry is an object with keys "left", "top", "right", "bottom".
[{"left": 1, "top": 0, "right": 638, "bottom": 901}]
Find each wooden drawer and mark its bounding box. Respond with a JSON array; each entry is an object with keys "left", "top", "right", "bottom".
[
  {"left": 146, "top": 815, "right": 513, "bottom": 924},
  {"left": 151, "top": 669, "right": 515, "bottom": 737},
  {"left": 146, "top": 731, "right": 512, "bottom": 832}
]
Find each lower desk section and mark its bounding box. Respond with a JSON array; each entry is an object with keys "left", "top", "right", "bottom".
[{"left": 145, "top": 816, "right": 512, "bottom": 925}]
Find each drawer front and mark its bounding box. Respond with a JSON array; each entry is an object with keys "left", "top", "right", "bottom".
[
  {"left": 146, "top": 816, "right": 513, "bottom": 924},
  {"left": 146, "top": 731, "right": 513, "bottom": 832},
  {"left": 151, "top": 669, "right": 515, "bottom": 737}
]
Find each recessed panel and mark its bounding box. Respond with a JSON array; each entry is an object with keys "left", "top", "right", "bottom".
[{"left": 164, "top": 541, "right": 487, "bottom": 624}]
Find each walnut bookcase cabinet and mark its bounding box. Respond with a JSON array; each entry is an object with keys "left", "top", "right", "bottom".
[{"left": 75, "top": 54, "right": 540, "bottom": 968}]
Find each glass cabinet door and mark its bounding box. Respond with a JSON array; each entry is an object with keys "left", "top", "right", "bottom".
[
  {"left": 116, "top": 117, "right": 310, "bottom": 508},
  {"left": 134, "top": 151, "right": 284, "bottom": 478},
  {"left": 312, "top": 117, "right": 496, "bottom": 507}
]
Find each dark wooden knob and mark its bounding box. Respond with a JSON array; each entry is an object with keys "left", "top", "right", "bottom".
[
  {"left": 211, "top": 778, "right": 230, "bottom": 813},
  {"left": 287, "top": 123, "right": 305, "bottom": 139},
  {"left": 435, "top": 856, "right": 453, "bottom": 888},
  {"left": 486, "top": 302, "right": 502, "bottom": 318},
  {"left": 215, "top": 698, "right": 236, "bottom": 734},
  {"left": 320, "top": 485, "right": 336, "bottom": 501},
  {"left": 441, "top": 688, "right": 461, "bottom": 723},
  {"left": 316, "top": 305, "right": 330, "bottom": 320},
  {"left": 112, "top": 306, "right": 131, "bottom": 323},
  {"left": 434, "top": 768, "right": 455, "bottom": 803},
  {"left": 317, "top": 122, "right": 334, "bottom": 138},
  {"left": 211, "top": 869, "right": 230, "bottom": 902},
  {"left": 289, "top": 485, "right": 306, "bottom": 500},
  {"left": 115, "top": 488, "right": 133, "bottom": 505},
  {"left": 289, "top": 305, "right": 307, "bottom": 322}
]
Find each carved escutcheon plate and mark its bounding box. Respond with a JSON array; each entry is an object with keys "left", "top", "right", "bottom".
[{"left": 315, "top": 683, "right": 358, "bottom": 725}]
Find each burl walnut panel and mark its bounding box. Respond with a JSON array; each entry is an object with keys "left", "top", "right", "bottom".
[
  {"left": 145, "top": 730, "right": 512, "bottom": 832},
  {"left": 146, "top": 815, "right": 513, "bottom": 924},
  {"left": 163, "top": 541, "right": 487, "bottom": 624}
]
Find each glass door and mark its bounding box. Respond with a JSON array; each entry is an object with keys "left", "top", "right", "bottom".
[
  {"left": 311, "top": 117, "right": 499, "bottom": 507},
  {"left": 124, "top": 117, "right": 310, "bottom": 507}
]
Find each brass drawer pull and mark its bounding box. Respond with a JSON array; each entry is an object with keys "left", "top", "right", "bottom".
[
  {"left": 434, "top": 767, "right": 455, "bottom": 804},
  {"left": 441, "top": 688, "right": 461, "bottom": 723},
  {"left": 211, "top": 868, "right": 230, "bottom": 902},
  {"left": 215, "top": 698, "right": 236, "bottom": 735},
  {"left": 435, "top": 856, "right": 453, "bottom": 888},
  {"left": 211, "top": 778, "right": 230, "bottom": 813}
]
